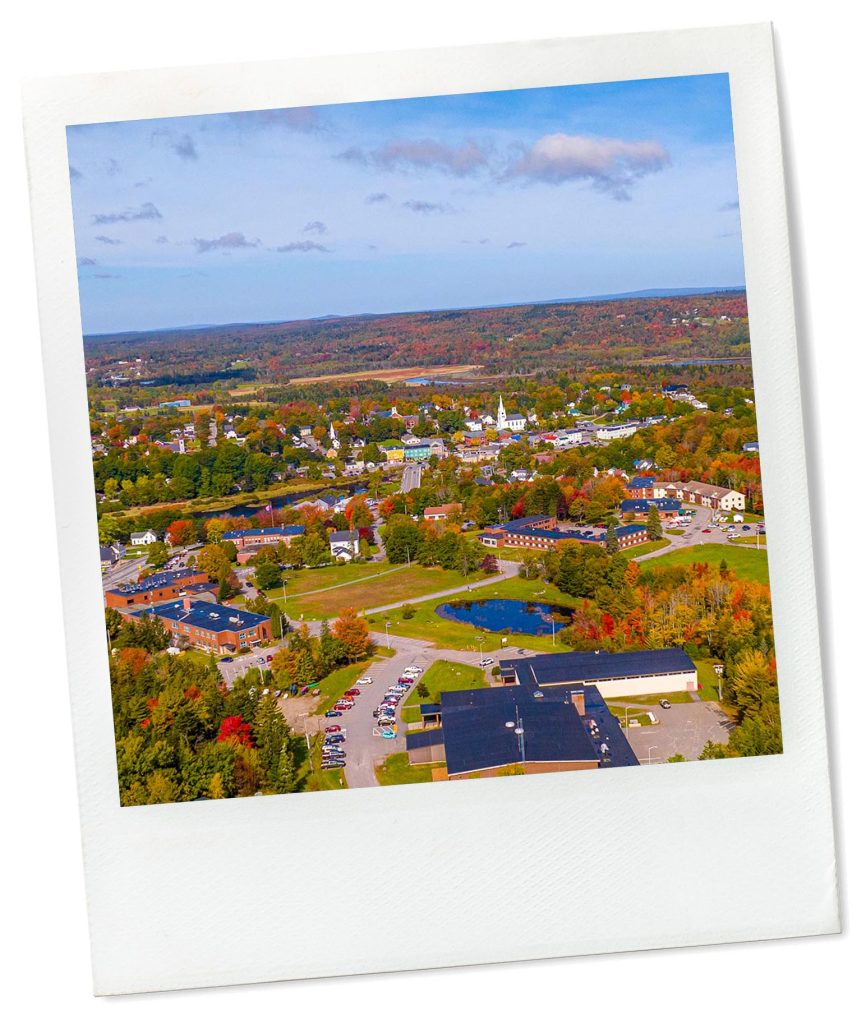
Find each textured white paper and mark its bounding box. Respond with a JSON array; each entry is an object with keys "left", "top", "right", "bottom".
[{"left": 23, "top": 23, "right": 838, "bottom": 995}]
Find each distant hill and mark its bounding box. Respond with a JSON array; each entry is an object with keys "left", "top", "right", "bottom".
[
  {"left": 84, "top": 289, "right": 750, "bottom": 384},
  {"left": 84, "top": 286, "right": 744, "bottom": 341}
]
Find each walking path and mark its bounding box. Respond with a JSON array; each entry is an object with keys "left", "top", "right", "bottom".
[{"left": 359, "top": 559, "right": 521, "bottom": 618}]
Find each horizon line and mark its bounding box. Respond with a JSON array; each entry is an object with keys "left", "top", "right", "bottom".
[{"left": 82, "top": 283, "right": 747, "bottom": 340}]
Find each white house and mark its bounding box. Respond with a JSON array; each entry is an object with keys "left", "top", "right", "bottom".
[
  {"left": 596, "top": 421, "right": 639, "bottom": 441},
  {"left": 329, "top": 530, "right": 360, "bottom": 562},
  {"left": 130, "top": 529, "right": 160, "bottom": 547}
]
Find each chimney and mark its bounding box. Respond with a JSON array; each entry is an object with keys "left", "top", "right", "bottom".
[
  {"left": 182, "top": 596, "right": 192, "bottom": 610},
  {"left": 571, "top": 689, "right": 586, "bottom": 716}
]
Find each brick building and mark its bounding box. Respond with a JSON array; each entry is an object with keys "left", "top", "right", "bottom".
[
  {"left": 104, "top": 568, "right": 212, "bottom": 609},
  {"left": 130, "top": 597, "right": 272, "bottom": 653},
  {"left": 222, "top": 525, "right": 305, "bottom": 550}
]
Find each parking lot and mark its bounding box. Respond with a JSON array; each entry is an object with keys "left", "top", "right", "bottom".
[{"left": 623, "top": 701, "right": 734, "bottom": 763}]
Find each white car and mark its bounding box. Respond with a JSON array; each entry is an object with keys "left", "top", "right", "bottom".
[
  {"left": 357, "top": 676, "right": 373, "bottom": 685},
  {"left": 403, "top": 666, "right": 422, "bottom": 675},
  {"left": 479, "top": 658, "right": 494, "bottom": 668}
]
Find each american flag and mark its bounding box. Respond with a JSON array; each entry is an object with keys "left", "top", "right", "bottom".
[{"left": 265, "top": 504, "right": 272, "bottom": 512}]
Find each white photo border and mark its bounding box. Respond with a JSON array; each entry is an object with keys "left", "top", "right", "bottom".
[{"left": 23, "top": 22, "right": 838, "bottom": 995}]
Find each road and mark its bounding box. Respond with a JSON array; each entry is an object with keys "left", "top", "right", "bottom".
[
  {"left": 102, "top": 555, "right": 147, "bottom": 590},
  {"left": 399, "top": 462, "right": 423, "bottom": 493},
  {"left": 634, "top": 504, "right": 714, "bottom": 561}
]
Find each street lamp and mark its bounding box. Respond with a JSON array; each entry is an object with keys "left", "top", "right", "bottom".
[
  {"left": 384, "top": 620, "right": 392, "bottom": 651},
  {"left": 713, "top": 663, "right": 724, "bottom": 701},
  {"left": 475, "top": 635, "right": 483, "bottom": 664},
  {"left": 647, "top": 745, "right": 657, "bottom": 765},
  {"left": 623, "top": 705, "right": 637, "bottom": 731}
]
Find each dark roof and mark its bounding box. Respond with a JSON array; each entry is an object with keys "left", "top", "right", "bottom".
[
  {"left": 137, "top": 600, "right": 269, "bottom": 633},
  {"left": 628, "top": 476, "right": 656, "bottom": 488},
  {"left": 502, "top": 515, "right": 553, "bottom": 530},
  {"left": 500, "top": 647, "right": 696, "bottom": 688},
  {"left": 419, "top": 703, "right": 442, "bottom": 716},
  {"left": 329, "top": 530, "right": 358, "bottom": 543},
  {"left": 107, "top": 568, "right": 203, "bottom": 597},
  {"left": 440, "top": 691, "right": 599, "bottom": 775},
  {"left": 621, "top": 498, "right": 682, "bottom": 513},
  {"left": 615, "top": 524, "right": 648, "bottom": 538},
  {"left": 405, "top": 729, "right": 444, "bottom": 751},
  {"left": 223, "top": 525, "right": 305, "bottom": 540}
]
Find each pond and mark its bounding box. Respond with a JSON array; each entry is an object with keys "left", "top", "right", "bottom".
[{"left": 435, "top": 598, "right": 574, "bottom": 636}]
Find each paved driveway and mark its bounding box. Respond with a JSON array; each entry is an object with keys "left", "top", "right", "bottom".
[{"left": 623, "top": 702, "right": 734, "bottom": 762}]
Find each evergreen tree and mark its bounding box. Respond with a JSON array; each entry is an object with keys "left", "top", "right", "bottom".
[
  {"left": 605, "top": 524, "right": 620, "bottom": 555},
  {"left": 646, "top": 504, "right": 663, "bottom": 540}
]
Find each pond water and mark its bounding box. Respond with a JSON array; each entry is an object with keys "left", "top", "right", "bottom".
[{"left": 435, "top": 598, "right": 574, "bottom": 636}]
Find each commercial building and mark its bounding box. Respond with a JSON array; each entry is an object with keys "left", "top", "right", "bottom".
[
  {"left": 479, "top": 517, "right": 649, "bottom": 552},
  {"left": 620, "top": 498, "right": 682, "bottom": 518},
  {"left": 105, "top": 568, "right": 212, "bottom": 609},
  {"left": 406, "top": 682, "right": 638, "bottom": 778},
  {"left": 499, "top": 647, "right": 698, "bottom": 699},
  {"left": 658, "top": 480, "right": 746, "bottom": 511},
  {"left": 131, "top": 597, "right": 272, "bottom": 653},
  {"left": 223, "top": 525, "right": 305, "bottom": 550},
  {"left": 423, "top": 502, "right": 463, "bottom": 522}
]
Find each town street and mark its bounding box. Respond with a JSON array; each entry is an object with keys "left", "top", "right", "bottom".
[{"left": 399, "top": 462, "right": 422, "bottom": 493}]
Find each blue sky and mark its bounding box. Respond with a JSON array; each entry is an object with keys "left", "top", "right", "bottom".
[{"left": 67, "top": 74, "right": 744, "bottom": 334}]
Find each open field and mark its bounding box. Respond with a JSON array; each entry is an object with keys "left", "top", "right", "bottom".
[
  {"left": 229, "top": 363, "right": 484, "bottom": 394},
  {"left": 375, "top": 752, "right": 445, "bottom": 786},
  {"left": 286, "top": 363, "right": 483, "bottom": 387},
  {"left": 371, "top": 573, "right": 580, "bottom": 653},
  {"left": 266, "top": 562, "right": 404, "bottom": 602},
  {"left": 275, "top": 564, "right": 486, "bottom": 620},
  {"left": 402, "top": 660, "right": 486, "bottom": 723},
  {"left": 644, "top": 543, "right": 769, "bottom": 585},
  {"left": 612, "top": 690, "right": 695, "bottom": 706}
]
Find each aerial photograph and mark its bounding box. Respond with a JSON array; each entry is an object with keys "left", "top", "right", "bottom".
[{"left": 67, "top": 72, "right": 780, "bottom": 805}]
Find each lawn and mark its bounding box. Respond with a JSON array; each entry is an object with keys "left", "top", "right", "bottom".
[
  {"left": 370, "top": 573, "right": 582, "bottom": 653},
  {"left": 313, "top": 658, "right": 375, "bottom": 714},
  {"left": 266, "top": 561, "right": 400, "bottom": 602},
  {"left": 695, "top": 658, "right": 726, "bottom": 702},
  {"left": 644, "top": 543, "right": 769, "bottom": 585},
  {"left": 275, "top": 564, "right": 486, "bottom": 620},
  {"left": 607, "top": 705, "right": 655, "bottom": 728},
  {"left": 729, "top": 534, "right": 767, "bottom": 548},
  {"left": 374, "top": 752, "right": 444, "bottom": 786},
  {"left": 610, "top": 690, "right": 695, "bottom": 705},
  {"left": 625, "top": 539, "right": 670, "bottom": 558},
  {"left": 402, "top": 660, "right": 486, "bottom": 723}
]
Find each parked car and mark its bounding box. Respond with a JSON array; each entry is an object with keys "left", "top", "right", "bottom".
[
  {"left": 256, "top": 657, "right": 265, "bottom": 663},
  {"left": 357, "top": 676, "right": 373, "bottom": 685},
  {"left": 321, "top": 762, "right": 346, "bottom": 771},
  {"left": 742, "top": 525, "right": 751, "bottom": 531},
  {"left": 220, "top": 656, "right": 233, "bottom": 663},
  {"left": 398, "top": 675, "right": 414, "bottom": 684},
  {"left": 325, "top": 734, "right": 346, "bottom": 744},
  {"left": 659, "top": 698, "right": 672, "bottom": 709},
  {"left": 480, "top": 658, "right": 494, "bottom": 667},
  {"left": 266, "top": 655, "right": 273, "bottom": 663},
  {"left": 403, "top": 666, "right": 422, "bottom": 674},
  {"left": 344, "top": 688, "right": 361, "bottom": 697},
  {"left": 324, "top": 710, "right": 343, "bottom": 718},
  {"left": 325, "top": 725, "right": 343, "bottom": 734},
  {"left": 701, "top": 528, "right": 712, "bottom": 533}
]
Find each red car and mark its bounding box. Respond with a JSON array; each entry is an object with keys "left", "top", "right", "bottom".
[
  {"left": 325, "top": 725, "right": 343, "bottom": 733},
  {"left": 702, "top": 528, "right": 712, "bottom": 533},
  {"left": 344, "top": 689, "right": 361, "bottom": 697},
  {"left": 333, "top": 702, "right": 353, "bottom": 711}
]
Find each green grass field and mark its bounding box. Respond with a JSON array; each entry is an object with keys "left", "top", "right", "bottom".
[
  {"left": 625, "top": 539, "right": 671, "bottom": 558},
  {"left": 375, "top": 752, "right": 444, "bottom": 786},
  {"left": 272, "top": 564, "right": 485, "bottom": 620},
  {"left": 401, "top": 660, "right": 486, "bottom": 722},
  {"left": 644, "top": 543, "right": 769, "bottom": 585},
  {"left": 610, "top": 690, "right": 695, "bottom": 705},
  {"left": 370, "top": 573, "right": 581, "bottom": 652},
  {"left": 313, "top": 659, "right": 375, "bottom": 714}
]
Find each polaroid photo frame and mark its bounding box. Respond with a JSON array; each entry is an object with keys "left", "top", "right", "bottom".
[{"left": 23, "top": 22, "right": 838, "bottom": 995}]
